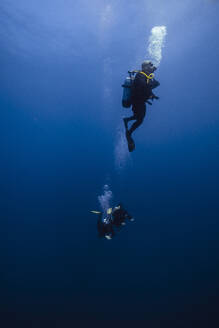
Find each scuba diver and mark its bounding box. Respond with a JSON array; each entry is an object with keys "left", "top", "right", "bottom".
[
  {"left": 91, "top": 204, "right": 134, "bottom": 239},
  {"left": 91, "top": 208, "right": 115, "bottom": 240},
  {"left": 122, "top": 60, "right": 160, "bottom": 152},
  {"left": 112, "top": 203, "right": 134, "bottom": 228}
]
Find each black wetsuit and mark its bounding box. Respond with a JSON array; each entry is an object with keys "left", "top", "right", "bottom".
[
  {"left": 112, "top": 205, "right": 132, "bottom": 227},
  {"left": 126, "top": 72, "right": 159, "bottom": 135},
  {"left": 97, "top": 213, "right": 114, "bottom": 238}
]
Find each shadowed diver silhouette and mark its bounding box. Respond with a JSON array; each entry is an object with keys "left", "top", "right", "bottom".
[
  {"left": 122, "top": 61, "right": 160, "bottom": 152},
  {"left": 91, "top": 204, "right": 134, "bottom": 240}
]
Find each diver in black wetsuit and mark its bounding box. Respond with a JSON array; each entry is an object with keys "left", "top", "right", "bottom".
[
  {"left": 91, "top": 209, "right": 115, "bottom": 240},
  {"left": 91, "top": 204, "right": 133, "bottom": 239},
  {"left": 123, "top": 61, "right": 160, "bottom": 138},
  {"left": 112, "top": 203, "right": 134, "bottom": 228}
]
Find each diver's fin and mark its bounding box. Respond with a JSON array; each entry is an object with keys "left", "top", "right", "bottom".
[
  {"left": 90, "top": 211, "right": 101, "bottom": 214},
  {"left": 128, "top": 140, "right": 135, "bottom": 152},
  {"left": 125, "top": 131, "right": 135, "bottom": 152}
]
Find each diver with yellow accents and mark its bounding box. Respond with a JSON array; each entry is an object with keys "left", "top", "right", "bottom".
[
  {"left": 90, "top": 204, "right": 134, "bottom": 240},
  {"left": 91, "top": 208, "right": 115, "bottom": 240},
  {"left": 123, "top": 61, "right": 160, "bottom": 152}
]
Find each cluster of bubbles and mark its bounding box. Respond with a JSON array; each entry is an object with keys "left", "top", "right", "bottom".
[
  {"left": 98, "top": 184, "right": 113, "bottom": 215},
  {"left": 147, "top": 25, "right": 167, "bottom": 68}
]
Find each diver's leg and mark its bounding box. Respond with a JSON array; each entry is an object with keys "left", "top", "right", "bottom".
[
  {"left": 105, "top": 223, "right": 114, "bottom": 239},
  {"left": 128, "top": 103, "right": 146, "bottom": 136},
  {"left": 123, "top": 115, "right": 135, "bottom": 130},
  {"left": 123, "top": 103, "right": 139, "bottom": 130},
  {"left": 128, "top": 118, "right": 143, "bottom": 135}
]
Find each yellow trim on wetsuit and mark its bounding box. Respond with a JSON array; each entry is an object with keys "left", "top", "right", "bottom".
[
  {"left": 139, "top": 71, "right": 154, "bottom": 84},
  {"left": 107, "top": 208, "right": 112, "bottom": 214}
]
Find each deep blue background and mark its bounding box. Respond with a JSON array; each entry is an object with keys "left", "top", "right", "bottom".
[{"left": 1, "top": 0, "right": 219, "bottom": 327}]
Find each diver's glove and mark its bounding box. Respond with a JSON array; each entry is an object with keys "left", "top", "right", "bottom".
[
  {"left": 146, "top": 93, "right": 159, "bottom": 105},
  {"left": 151, "top": 93, "right": 159, "bottom": 101}
]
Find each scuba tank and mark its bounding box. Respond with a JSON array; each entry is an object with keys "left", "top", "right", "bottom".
[{"left": 121, "top": 71, "right": 136, "bottom": 108}]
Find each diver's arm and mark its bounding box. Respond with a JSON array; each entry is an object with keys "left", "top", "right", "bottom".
[
  {"left": 146, "top": 91, "right": 159, "bottom": 105},
  {"left": 150, "top": 79, "right": 160, "bottom": 89},
  {"left": 148, "top": 78, "right": 160, "bottom": 101},
  {"left": 150, "top": 91, "right": 159, "bottom": 100}
]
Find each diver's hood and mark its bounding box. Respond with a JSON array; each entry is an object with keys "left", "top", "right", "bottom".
[{"left": 142, "top": 60, "right": 157, "bottom": 73}]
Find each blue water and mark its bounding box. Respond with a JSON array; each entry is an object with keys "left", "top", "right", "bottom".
[{"left": 1, "top": 1, "right": 219, "bottom": 327}]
